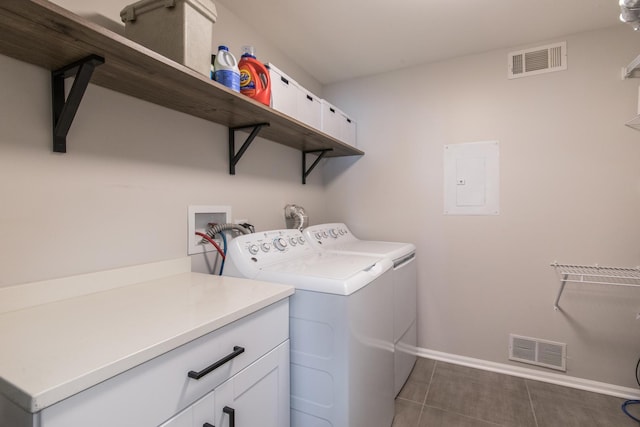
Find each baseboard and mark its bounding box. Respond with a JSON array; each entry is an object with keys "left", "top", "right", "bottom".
[{"left": 417, "top": 347, "right": 640, "bottom": 400}]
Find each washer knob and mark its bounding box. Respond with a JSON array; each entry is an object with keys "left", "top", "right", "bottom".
[
  {"left": 315, "top": 232, "right": 322, "bottom": 240},
  {"left": 298, "top": 236, "right": 306, "bottom": 245},
  {"left": 329, "top": 229, "right": 338, "bottom": 238},
  {"left": 289, "top": 237, "right": 298, "bottom": 246},
  {"left": 274, "top": 237, "right": 287, "bottom": 251},
  {"left": 260, "top": 242, "right": 271, "bottom": 252},
  {"left": 338, "top": 229, "right": 346, "bottom": 236},
  {"left": 322, "top": 231, "right": 328, "bottom": 238},
  {"left": 248, "top": 244, "right": 259, "bottom": 255}
]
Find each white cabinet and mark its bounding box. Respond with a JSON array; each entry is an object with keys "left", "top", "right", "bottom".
[
  {"left": 214, "top": 341, "right": 289, "bottom": 427},
  {"left": 158, "top": 341, "right": 289, "bottom": 427},
  {"left": 36, "top": 299, "right": 289, "bottom": 427}
]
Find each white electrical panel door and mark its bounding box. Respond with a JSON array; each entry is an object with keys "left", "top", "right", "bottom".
[{"left": 444, "top": 141, "right": 499, "bottom": 215}]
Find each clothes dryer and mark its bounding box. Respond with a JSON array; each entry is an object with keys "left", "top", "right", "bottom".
[
  {"left": 303, "top": 223, "right": 417, "bottom": 396},
  {"left": 223, "top": 229, "right": 395, "bottom": 427}
]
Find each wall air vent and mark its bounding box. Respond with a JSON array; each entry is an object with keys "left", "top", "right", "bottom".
[
  {"left": 508, "top": 42, "right": 567, "bottom": 79},
  {"left": 509, "top": 334, "right": 566, "bottom": 371}
]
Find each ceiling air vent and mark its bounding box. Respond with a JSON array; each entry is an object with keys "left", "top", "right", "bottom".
[{"left": 508, "top": 42, "right": 567, "bottom": 79}]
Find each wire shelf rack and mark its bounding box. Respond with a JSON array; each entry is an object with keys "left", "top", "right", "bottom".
[{"left": 550, "top": 262, "right": 640, "bottom": 310}]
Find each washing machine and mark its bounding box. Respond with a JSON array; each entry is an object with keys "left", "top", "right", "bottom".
[
  {"left": 223, "top": 229, "right": 395, "bottom": 427},
  {"left": 303, "top": 223, "right": 417, "bottom": 396}
]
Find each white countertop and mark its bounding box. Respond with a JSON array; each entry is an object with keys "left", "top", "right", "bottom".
[{"left": 0, "top": 260, "right": 294, "bottom": 413}]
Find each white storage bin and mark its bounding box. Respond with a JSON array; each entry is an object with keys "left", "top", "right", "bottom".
[
  {"left": 320, "top": 99, "right": 342, "bottom": 140},
  {"left": 267, "top": 63, "right": 299, "bottom": 118},
  {"left": 339, "top": 111, "right": 357, "bottom": 147},
  {"left": 121, "top": 0, "right": 218, "bottom": 77},
  {"left": 297, "top": 87, "right": 322, "bottom": 130}
]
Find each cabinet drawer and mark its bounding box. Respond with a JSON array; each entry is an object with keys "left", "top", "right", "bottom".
[{"left": 39, "top": 299, "right": 289, "bottom": 427}]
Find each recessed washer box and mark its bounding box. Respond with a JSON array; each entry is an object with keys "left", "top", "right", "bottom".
[{"left": 187, "top": 205, "right": 231, "bottom": 255}]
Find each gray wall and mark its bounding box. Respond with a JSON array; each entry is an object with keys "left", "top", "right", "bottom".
[
  {"left": 323, "top": 26, "right": 640, "bottom": 388},
  {"left": 2, "top": 0, "right": 640, "bottom": 391},
  {"left": 0, "top": 0, "right": 327, "bottom": 285}
]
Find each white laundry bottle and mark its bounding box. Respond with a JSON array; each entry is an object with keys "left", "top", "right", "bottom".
[{"left": 213, "top": 45, "right": 240, "bottom": 92}]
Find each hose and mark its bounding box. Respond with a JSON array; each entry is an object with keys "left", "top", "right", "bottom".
[
  {"left": 621, "top": 357, "right": 640, "bottom": 422},
  {"left": 195, "top": 232, "right": 225, "bottom": 259},
  {"left": 206, "top": 223, "right": 250, "bottom": 239},
  {"left": 284, "top": 204, "right": 308, "bottom": 231}
]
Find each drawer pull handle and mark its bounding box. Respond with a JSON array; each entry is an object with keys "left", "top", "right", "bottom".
[
  {"left": 188, "top": 346, "right": 245, "bottom": 380},
  {"left": 223, "top": 406, "right": 235, "bottom": 427},
  {"left": 203, "top": 423, "right": 215, "bottom": 427}
]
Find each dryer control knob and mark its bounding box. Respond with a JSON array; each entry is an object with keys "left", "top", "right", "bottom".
[
  {"left": 274, "top": 237, "right": 287, "bottom": 251},
  {"left": 322, "top": 231, "right": 328, "bottom": 238},
  {"left": 329, "top": 229, "right": 338, "bottom": 238},
  {"left": 298, "top": 236, "right": 306, "bottom": 245},
  {"left": 289, "top": 237, "right": 298, "bottom": 246},
  {"left": 315, "top": 232, "right": 322, "bottom": 240},
  {"left": 248, "top": 244, "right": 259, "bottom": 255},
  {"left": 260, "top": 242, "right": 271, "bottom": 252}
]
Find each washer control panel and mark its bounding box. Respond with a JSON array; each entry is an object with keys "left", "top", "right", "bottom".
[
  {"left": 305, "top": 223, "right": 353, "bottom": 247},
  {"left": 228, "top": 229, "right": 314, "bottom": 267}
]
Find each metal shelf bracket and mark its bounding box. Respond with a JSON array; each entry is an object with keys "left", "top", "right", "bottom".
[
  {"left": 51, "top": 54, "right": 105, "bottom": 153},
  {"left": 302, "top": 149, "right": 332, "bottom": 184},
  {"left": 622, "top": 54, "right": 640, "bottom": 79},
  {"left": 228, "top": 123, "right": 270, "bottom": 175}
]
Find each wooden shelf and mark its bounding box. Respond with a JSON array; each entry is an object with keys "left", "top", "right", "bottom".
[{"left": 0, "top": 0, "right": 364, "bottom": 159}]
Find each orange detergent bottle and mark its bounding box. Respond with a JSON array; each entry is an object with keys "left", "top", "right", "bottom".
[{"left": 238, "top": 46, "right": 271, "bottom": 106}]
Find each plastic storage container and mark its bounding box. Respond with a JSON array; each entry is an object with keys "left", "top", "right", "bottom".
[
  {"left": 213, "top": 45, "right": 240, "bottom": 92},
  {"left": 268, "top": 63, "right": 299, "bottom": 117},
  {"left": 320, "top": 99, "right": 342, "bottom": 139},
  {"left": 120, "top": 0, "right": 217, "bottom": 77},
  {"left": 339, "top": 111, "right": 357, "bottom": 147},
  {"left": 321, "top": 100, "right": 357, "bottom": 147},
  {"left": 297, "top": 87, "right": 322, "bottom": 129}
]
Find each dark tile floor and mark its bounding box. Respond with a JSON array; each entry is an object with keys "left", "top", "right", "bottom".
[{"left": 393, "top": 357, "right": 640, "bottom": 427}]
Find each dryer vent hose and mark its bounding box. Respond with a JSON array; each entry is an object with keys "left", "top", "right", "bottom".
[{"left": 284, "top": 204, "right": 308, "bottom": 231}]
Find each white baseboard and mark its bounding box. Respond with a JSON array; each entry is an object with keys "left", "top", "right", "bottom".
[{"left": 417, "top": 347, "right": 640, "bottom": 400}]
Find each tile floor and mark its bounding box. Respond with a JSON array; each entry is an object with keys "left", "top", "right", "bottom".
[{"left": 393, "top": 357, "right": 640, "bottom": 427}]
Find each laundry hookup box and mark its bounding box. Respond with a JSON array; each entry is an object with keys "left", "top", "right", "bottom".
[{"left": 120, "top": 0, "right": 217, "bottom": 77}]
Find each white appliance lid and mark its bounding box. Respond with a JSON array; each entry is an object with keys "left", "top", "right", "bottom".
[
  {"left": 324, "top": 240, "right": 415, "bottom": 260},
  {"left": 256, "top": 252, "right": 392, "bottom": 295},
  {"left": 261, "top": 252, "right": 381, "bottom": 280}
]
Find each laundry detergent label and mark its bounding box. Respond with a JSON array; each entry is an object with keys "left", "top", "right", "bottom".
[{"left": 240, "top": 69, "right": 256, "bottom": 94}]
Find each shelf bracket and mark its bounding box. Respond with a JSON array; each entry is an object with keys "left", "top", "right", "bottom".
[
  {"left": 302, "top": 149, "right": 332, "bottom": 184},
  {"left": 553, "top": 274, "right": 568, "bottom": 311},
  {"left": 228, "top": 123, "right": 270, "bottom": 175},
  {"left": 622, "top": 54, "right": 640, "bottom": 79},
  {"left": 51, "top": 54, "right": 105, "bottom": 153}
]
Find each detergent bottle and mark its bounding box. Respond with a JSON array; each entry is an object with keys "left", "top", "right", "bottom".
[
  {"left": 238, "top": 45, "right": 271, "bottom": 106},
  {"left": 213, "top": 45, "right": 240, "bottom": 92}
]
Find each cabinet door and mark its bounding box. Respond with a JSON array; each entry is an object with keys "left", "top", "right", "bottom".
[
  {"left": 213, "top": 341, "right": 289, "bottom": 427},
  {"left": 158, "top": 391, "right": 215, "bottom": 427}
]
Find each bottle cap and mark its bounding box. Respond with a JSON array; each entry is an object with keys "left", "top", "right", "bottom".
[
  {"left": 241, "top": 45, "right": 256, "bottom": 58},
  {"left": 218, "top": 45, "right": 229, "bottom": 51}
]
